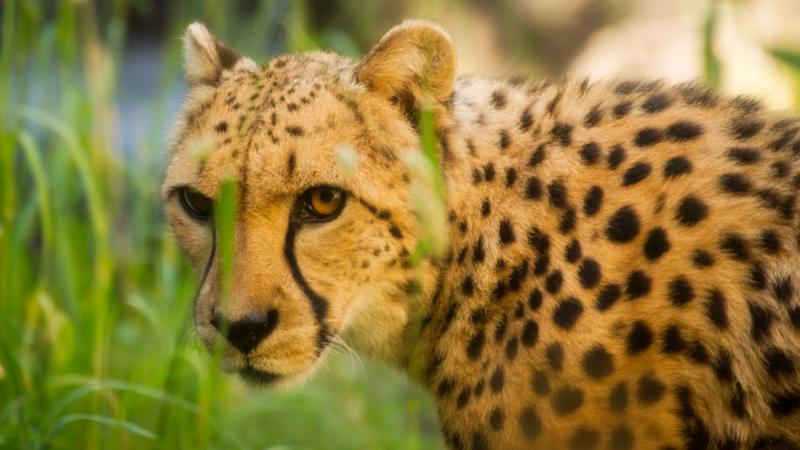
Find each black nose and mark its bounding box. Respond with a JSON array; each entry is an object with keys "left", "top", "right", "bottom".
[{"left": 210, "top": 309, "right": 279, "bottom": 354}]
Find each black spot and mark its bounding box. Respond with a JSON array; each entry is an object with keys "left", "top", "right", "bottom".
[
  {"left": 613, "top": 101, "right": 632, "bottom": 118},
  {"left": 457, "top": 388, "right": 471, "bottom": 409},
  {"left": 559, "top": 208, "right": 577, "bottom": 234},
  {"left": 489, "top": 406, "right": 504, "bottom": 431},
  {"left": 726, "top": 147, "right": 761, "bottom": 165},
  {"left": 622, "top": 162, "right": 652, "bottom": 186},
  {"left": 533, "top": 254, "right": 550, "bottom": 276},
  {"left": 585, "top": 106, "right": 603, "bottom": 127},
  {"left": 481, "top": 198, "right": 491, "bottom": 217},
  {"left": 483, "top": 163, "right": 496, "bottom": 182},
  {"left": 760, "top": 230, "right": 782, "bottom": 254},
  {"left": 642, "top": 93, "right": 672, "bottom": 113},
  {"left": 582, "top": 186, "right": 604, "bottom": 217},
  {"left": 565, "top": 240, "right": 582, "bottom": 263},
  {"left": 637, "top": 375, "right": 666, "bottom": 405},
  {"left": 494, "top": 316, "right": 508, "bottom": 342},
  {"left": 606, "top": 205, "right": 640, "bottom": 242},
  {"left": 625, "top": 271, "right": 652, "bottom": 300},
  {"left": 472, "top": 169, "right": 482, "bottom": 184},
  {"left": 581, "top": 345, "right": 614, "bottom": 380},
  {"left": 692, "top": 249, "right": 715, "bottom": 268},
  {"left": 688, "top": 340, "right": 710, "bottom": 364},
  {"left": 285, "top": 125, "right": 304, "bottom": 136},
  {"left": 522, "top": 320, "right": 539, "bottom": 347},
  {"left": 664, "top": 156, "right": 692, "bottom": 178},
  {"left": 634, "top": 128, "right": 663, "bottom": 147},
  {"left": 551, "top": 386, "right": 584, "bottom": 415},
  {"left": 714, "top": 350, "right": 734, "bottom": 383},
  {"left": 525, "top": 177, "right": 543, "bottom": 200},
  {"left": 668, "top": 276, "right": 694, "bottom": 307},
  {"left": 666, "top": 121, "right": 703, "bottom": 141},
  {"left": 473, "top": 237, "right": 486, "bottom": 263},
  {"left": 551, "top": 122, "right": 573, "bottom": 146},
  {"left": 580, "top": 142, "right": 601, "bottom": 165},
  {"left": 643, "top": 227, "right": 670, "bottom": 260},
  {"left": 596, "top": 284, "right": 621, "bottom": 311},
  {"left": 519, "top": 108, "right": 533, "bottom": 131},
  {"left": 531, "top": 370, "right": 550, "bottom": 396},
  {"left": 214, "top": 121, "right": 228, "bottom": 133},
  {"left": 609, "top": 382, "right": 629, "bottom": 412},
  {"left": 471, "top": 431, "right": 489, "bottom": 450},
  {"left": 771, "top": 160, "right": 791, "bottom": 178},
  {"left": 466, "top": 329, "right": 485, "bottom": 360},
  {"left": 389, "top": 225, "right": 403, "bottom": 239},
  {"left": 789, "top": 307, "right": 800, "bottom": 331},
  {"left": 528, "top": 228, "right": 550, "bottom": 254},
  {"left": 730, "top": 118, "right": 765, "bottom": 140},
  {"left": 490, "top": 366, "right": 505, "bottom": 393},
  {"left": 764, "top": 347, "right": 795, "bottom": 379},
  {"left": 627, "top": 321, "right": 653, "bottom": 354},
  {"left": 519, "top": 407, "right": 542, "bottom": 441},
  {"left": 546, "top": 270, "right": 564, "bottom": 294},
  {"left": 719, "top": 233, "right": 749, "bottom": 261},
  {"left": 553, "top": 298, "right": 584, "bottom": 330},
  {"left": 609, "top": 426, "right": 634, "bottom": 450},
  {"left": 474, "top": 379, "right": 485, "bottom": 397},
  {"left": 749, "top": 303, "right": 775, "bottom": 342},
  {"left": 676, "top": 196, "right": 708, "bottom": 226},
  {"left": 461, "top": 276, "right": 475, "bottom": 296},
  {"left": 499, "top": 219, "right": 515, "bottom": 245},
  {"left": 719, "top": 173, "right": 752, "bottom": 195},
  {"left": 770, "top": 390, "right": 800, "bottom": 416},
  {"left": 662, "top": 325, "right": 686, "bottom": 354},
  {"left": 772, "top": 277, "right": 793, "bottom": 303},
  {"left": 528, "top": 289, "right": 543, "bottom": 311},
  {"left": 508, "top": 260, "right": 528, "bottom": 292},
  {"left": 607, "top": 145, "right": 626, "bottom": 169},
  {"left": 490, "top": 89, "right": 507, "bottom": 109},
  {"left": 499, "top": 129, "right": 511, "bottom": 149},
  {"left": 505, "top": 167, "right": 517, "bottom": 187},
  {"left": 548, "top": 181, "right": 568, "bottom": 209},
  {"left": 437, "top": 377, "right": 455, "bottom": 397},
  {"left": 578, "top": 258, "right": 602, "bottom": 289},
  {"left": 546, "top": 342, "right": 564, "bottom": 371},
  {"left": 528, "top": 145, "right": 546, "bottom": 166},
  {"left": 569, "top": 428, "right": 600, "bottom": 450},
  {"left": 705, "top": 289, "right": 729, "bottom": 330}
]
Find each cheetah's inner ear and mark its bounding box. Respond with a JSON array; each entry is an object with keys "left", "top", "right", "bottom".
[
  {"left": 356, "top": 20, "right": 456, "bottom": 123},
  {"left": 183, "top": 22, "right": 244, "bottom": 87}
]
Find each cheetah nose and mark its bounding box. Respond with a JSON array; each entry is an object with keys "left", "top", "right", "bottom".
[{"left": 210, "top": 309, "right": 280, "bottom": 354}]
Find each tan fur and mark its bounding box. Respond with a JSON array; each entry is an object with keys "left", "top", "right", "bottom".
[{"left": 164, "top": 21, "right": 800, "bottom": 449}]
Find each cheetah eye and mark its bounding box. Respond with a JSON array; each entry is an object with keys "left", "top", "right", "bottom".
[
  {"left": 300, "top": 186, "right": 346, "bottom": 221},
  {"left": 177, "top": 186, "right": 213, "bottom": 221}
]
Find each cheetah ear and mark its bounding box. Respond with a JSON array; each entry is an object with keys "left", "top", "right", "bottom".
[
  {"left": 183, "top": 22, "right": 244, "bottom": 87},
  {"left": 356, "top": 20, "right": 456, "bottom": 122}
]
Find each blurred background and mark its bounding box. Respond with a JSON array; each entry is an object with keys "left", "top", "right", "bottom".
[{"left": 1, "top": 0, "right": 799, "bottom": 449}]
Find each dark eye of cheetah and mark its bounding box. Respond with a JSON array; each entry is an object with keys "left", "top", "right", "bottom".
[
  {"left": 177, "top": 186, "right": 213, "bottom": 221},
  {"left": 299, "top": 186, "right": 347, "bottom": 222}
]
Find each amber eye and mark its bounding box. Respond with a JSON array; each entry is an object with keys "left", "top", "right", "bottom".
[
  {"left": 177, "top": 187, "right": 213, "bottom": 221},
  {"left": 302, "top": 186, "right": 346, "bottom": 220}
]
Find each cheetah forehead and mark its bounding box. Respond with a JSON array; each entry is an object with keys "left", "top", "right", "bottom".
[{"left": 167, "top": 51, "right": 417, "bottom": 202}]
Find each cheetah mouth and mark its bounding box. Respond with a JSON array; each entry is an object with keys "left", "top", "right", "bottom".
[{"left": 238, "top": 365, "right": 282, "bottom": 386}]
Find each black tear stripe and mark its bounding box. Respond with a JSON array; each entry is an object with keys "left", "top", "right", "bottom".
[
  {"left": 284, "top": 212, "right": 332, "bottom": 356},
  {"left": 193, "top": 224, "right": 218, "bottom": 324}
]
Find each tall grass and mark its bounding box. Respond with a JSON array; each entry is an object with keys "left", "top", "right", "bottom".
[{"left": 0, "top": 1, "right": 440, "bottom": 449}]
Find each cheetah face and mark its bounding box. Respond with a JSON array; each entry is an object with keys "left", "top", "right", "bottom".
[{"left": 163, "top": 22, "right": 455, "bottom": 387}]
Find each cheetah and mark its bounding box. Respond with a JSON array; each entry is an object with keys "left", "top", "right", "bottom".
[{"left": 163, "top": 20, "right": 800, "bottom": 449}]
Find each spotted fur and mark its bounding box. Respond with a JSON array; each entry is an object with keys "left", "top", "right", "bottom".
[{"left": 164, "top": 20, "right": 800, "bottom": 450}]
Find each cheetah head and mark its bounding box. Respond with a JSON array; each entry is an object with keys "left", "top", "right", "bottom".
[{"left": 163, "top": 21, "right": 455, "bottom": 387}]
